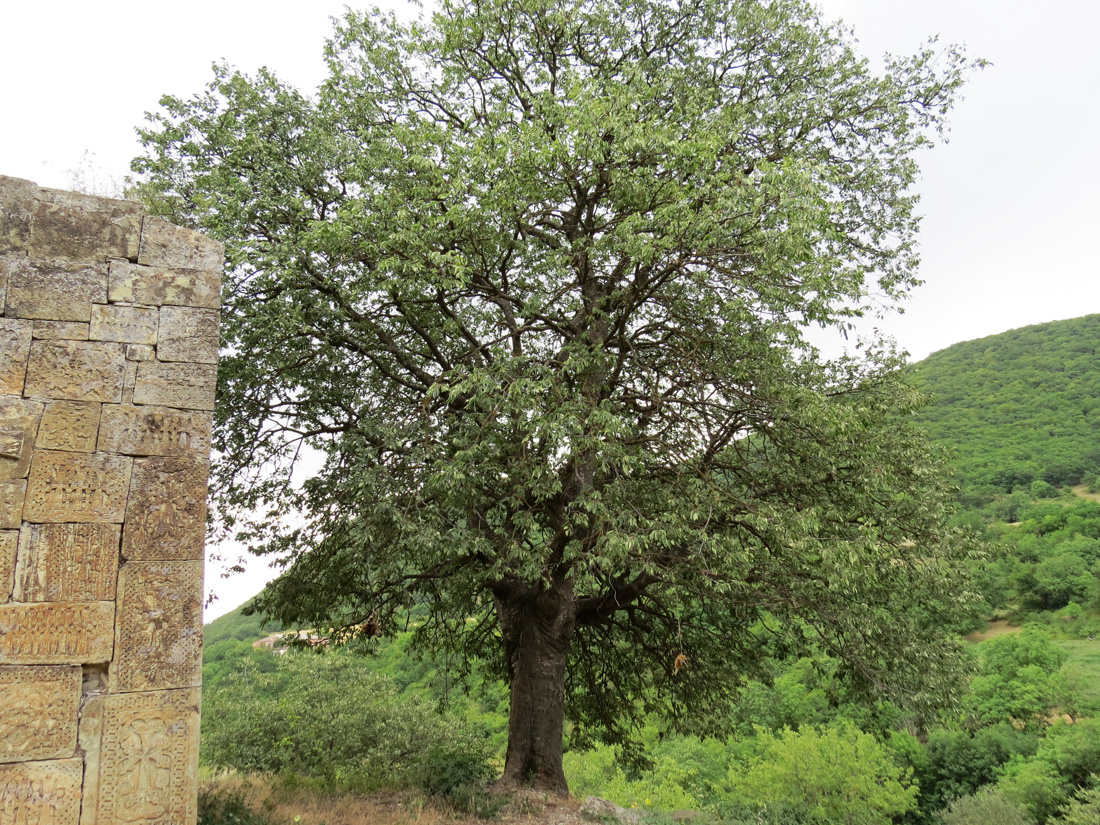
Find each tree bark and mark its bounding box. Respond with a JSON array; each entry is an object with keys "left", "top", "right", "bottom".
[{"left": 493, "top": 583, "right": 576, "bottom": 796}]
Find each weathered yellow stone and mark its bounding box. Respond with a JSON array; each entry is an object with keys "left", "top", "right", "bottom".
[
  {"left": 0, "top": 396, "right": 43, "bottom": 479},
  {"left": 0, "top": 601, "right": 115, "bottom": 664},
  {"left": 88, "top": 304, "right": 158, "bottom": 345},
  {"left": 121, "top": 360, "right": 138, "bottom": 406},
  {"left": 23, "top": 340, "right": 126, "bottom": 404},
  {"left": 31, "top": 320, "right": 90, "bottom": 341},
  {"left": 96, "top": 404, "right": 211, "bottom": 458},
  {"left": 108, "top": 260, "right": 221, "bottom": 309},
  {"left": 77, "top": 675, "right": 107, "bottom": 825},
  {"left": 0, "top": 530, "right": 16, "bottom": 602},
  {"left": 36, "top": 400, "right": 102, "bottom": 453},
  {"left": 0, "top": 176, "right": 35, "bottom": 254},
  {"left": 157, "top": 306, "right": 219, "bottom": 364},
  {"left": 14, "top": 523, "right": 121, "bottom": 602},
  {"left": 29, "top": 187, "right": 144, "bottom": 262},
  {"left": 122, "top": 457, "right": 208, "bottom": 561},
  {"left": 113, "top": 561, "right": 203, "bottom": 692},
  {"left": 125, "top": 344, "right": 155, "bottom": 362},
  {"left": 97, "top": 688, "right": 200, "bottom": 824},
  {"left": 0, "top": 757, "right": 83, "bottom": 825},
  {"left": 4, "top": 257, "right": 108, "bottom": 321},
  {"left": 132, "top": 362, "right": 217, "bottom": 410},
  {"left": 0, "top": 665, "right": 81, "bottom": 762},
  {"left": 78, "top": 690, "right": 106, "bottom": 825},
  {"left": 23, "top": 450, "right": 132, "bottom": 523},
  {"left": 0, "top": 253, "right": 15, "bottom": 311},
  {"left": 0, "top": 479, "right": 27, "bottom": 529},
  {"left": 138, "top": 216, "right": 223, "bottom": 272},
  {"left": 0, "top": 318, "right": 33, "bottom": 395}
]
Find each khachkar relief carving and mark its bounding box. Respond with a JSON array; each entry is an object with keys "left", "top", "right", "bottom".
[
  {"left": 98, "top": 689, "right": 200, "bottom": 825},
  {"left": 0, "top": 602, "right": 115, "bottom": 664},
  {"left": 0, "top": 758, "right": 83, "bottom": 825},
  {"left": 0, "top": 175, "right": 220, "bottom": 825},
  {"left": 0, "top": 666, "right": 80, "bottom": 763},
  {"left": 114, "top": 561, "right": 203, "bottom": 693},
  {"left": 14, "top": 524, "right": 120, "bottom": 602}
]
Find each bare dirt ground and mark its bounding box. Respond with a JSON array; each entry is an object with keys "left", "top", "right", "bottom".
[{"left": 963, "top": 619, "right": 1022, "bottom": 643}]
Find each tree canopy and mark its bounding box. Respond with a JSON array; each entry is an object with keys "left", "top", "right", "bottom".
[{"left": 135, "top": 0, "right": 983, "bottom": 793}]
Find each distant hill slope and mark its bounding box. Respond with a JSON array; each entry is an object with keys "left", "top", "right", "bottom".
[
  {"left": 203, "top": 599, "right": 282, "bottom": 644},
  {"left": 910, "top": 314, "right": 1100, "bottom": 492}
]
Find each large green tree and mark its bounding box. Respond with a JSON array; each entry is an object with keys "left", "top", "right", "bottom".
[{"left": 135, "top": 0, "right": 982, "bottom": 793}]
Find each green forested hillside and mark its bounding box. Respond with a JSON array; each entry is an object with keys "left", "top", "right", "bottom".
[{"left": 910, "top": 314, "right": 1100, "bottom": 492}]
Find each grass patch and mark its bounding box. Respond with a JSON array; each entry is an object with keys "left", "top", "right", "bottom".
[
  {"left": 1057, "top": 638, "right": 1100, "bottom": 706},
  {"left": 1069, "top": 484, "right": 1100, "bottom": 503}
]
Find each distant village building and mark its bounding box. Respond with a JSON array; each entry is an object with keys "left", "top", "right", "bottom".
[{"left": 251, "top": 630, "right": 327, "bottom": 655}]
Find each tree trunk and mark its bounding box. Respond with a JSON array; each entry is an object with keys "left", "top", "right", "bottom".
[{"left": 493, "top": 584, "right": 576, "bottom": 796}]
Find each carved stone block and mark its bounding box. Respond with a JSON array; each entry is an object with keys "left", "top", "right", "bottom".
[
  {"left": 4, "top": 257, "right": 108, "bottom": 321},
  {"left": 0, "top": 318, "right": 33, "bottom": 395},
  {"left": 0, "top": 758, "right": 83, "bottom": 825},
  {"left": 0, "top": 602, "right": 115, "bottom": 664},
  {"left": 138, "top": 216, "right": 223, "bottom": 272},
  {"left": 29, "top": 187, "right": 144, "bottom": 262},
  {"left": 122, "top": 458, "right": 207, "bottom": 561},
  {"left": 0, "top": 665, "right": 81, "bottom": 762},
  {"left": 36, "top": 400, "right": 102, "bottom": 453},
  {"left": 31, "top": 321, "right": 90, "bottom": 341},
  {"left": 156, "top": 306, "right": 219, "bottom": 364},
  {"left": 126, "top": 344, "right": 154, "bottom": 362},
  {"left": 113, "top": 561, "right": 202, "bottom": 692},
  {"left": 97, "top": 689, "right": 200, "bottom": 825},
  {"left": 23, "top": 450, "right": 132, "bottom": 523},
  {"left": 96, "top": 404, "right": 211, "bottom": 458},
  {"left": 0, "top": 175, "right": 34, "bottom": 254},
  {"left": 0, "top": 396, "right": 43, "bottom": 479},
  {"left": 108, "top": 260, "right": 220, "bottom": 309},
  {"left": 0, "top": 530, "right": 16, "bottom": 602},
  {"left": 24, "top": 340, "right": 126, "bottom": 404},
  {"left": 88, "top": 304, "right": 158, "bottom": 345},
  {"left": 0, "top": 479, "right": 27, "bottom": 529},
  {"left": 132, "top": 362, "right": 217, "bottom": 411},
  {"left": 14, "top": 523, "right": 121, "bottom": 602}
]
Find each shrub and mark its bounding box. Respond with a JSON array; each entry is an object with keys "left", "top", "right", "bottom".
[
  {"left": 915, "top": 724, "right": 1038, "bottom": 815},
  {"left": 197, "top": 784, "right": 280, "bottom": 825},
  {"left": 1062, "top": 784, "right": 1100, "bottom": 825},
  {"left": 935, "top": 787, "right": 1034, "bottom": 825},
  {"left": 1031, "top": 480, "right": 1060, "bottom": 500},
  {"left": 721, "top": 723, "right": 918, "bottom": 825},
  {"left": 201, "top": 651, "right": 493, "bottom": 792}
]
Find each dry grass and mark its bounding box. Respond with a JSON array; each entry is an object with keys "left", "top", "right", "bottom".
[
  {"left": 202, "top": 776, "right": 587, "bottom": 825},
  {"left": 263, "top": 789, "right": 450, "bottom": 825}
]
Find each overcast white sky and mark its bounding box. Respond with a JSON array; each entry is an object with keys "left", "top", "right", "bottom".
[{"left": 2, "top": 0, "right": 1097, "bottom": 618}]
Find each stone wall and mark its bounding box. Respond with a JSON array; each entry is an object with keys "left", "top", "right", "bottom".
[{"left": 0, "top": 175, "right": 220, "bottom": 825}]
